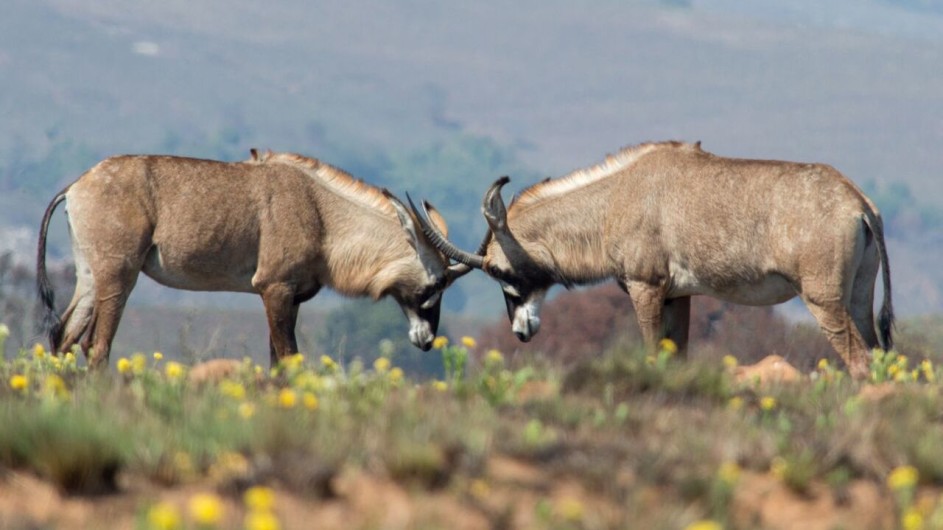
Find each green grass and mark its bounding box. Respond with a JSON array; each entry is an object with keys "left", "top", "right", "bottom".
[{"left": 2, "top": 338, "right": 943, "bottom": 529}]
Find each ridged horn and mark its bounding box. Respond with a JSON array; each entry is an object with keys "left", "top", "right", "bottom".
[
  {"left": 407, "top": 193, "right": 484, "bottom": 269},
  {"left": 483, "top": 176, "right": 511, "bottom": 231}
]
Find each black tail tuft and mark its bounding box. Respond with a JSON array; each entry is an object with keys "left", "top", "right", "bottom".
[
  {"left": 36, "top": 189, "right": 68, "bottom": 352},
  {"left": 863, "top": 211, "right": 894, "bottom": 351}
]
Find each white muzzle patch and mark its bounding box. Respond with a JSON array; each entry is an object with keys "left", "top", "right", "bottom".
[
  {"left": 511, "top": 289, "right": 546, "bottom": 341},
  {"left": 406, "top": 310, "right": 434, "bottom": 350}
]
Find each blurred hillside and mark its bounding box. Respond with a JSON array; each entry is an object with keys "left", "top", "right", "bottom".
[{"left": 0, "top": 0, "right": 941, "bottom": 350}]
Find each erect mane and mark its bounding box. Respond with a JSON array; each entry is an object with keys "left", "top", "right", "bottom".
[
  {"left": 254, "top": 151, "right": 395, "bottom": 215},
  {"left": 513, "top": 141, "right": 700, "bottom": 208}
]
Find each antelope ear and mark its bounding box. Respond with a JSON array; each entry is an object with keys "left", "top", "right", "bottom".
[
  {"left": 423, "top": 201, "right": 449, "bottom": 238},
  {"left": 382, "top": 189, "right": 420, "bottom": 250}
]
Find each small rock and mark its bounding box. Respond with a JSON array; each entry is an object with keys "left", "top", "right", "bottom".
[
  {"left": 734, "top": 355, "right": 802, "bottom": 386},
  {"left": 188, "top": 359, "right": 243, "bottom": 385}
]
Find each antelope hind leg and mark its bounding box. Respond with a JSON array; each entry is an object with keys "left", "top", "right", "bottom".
[
  {"left": 803, "top": 298, "right": 871, "bottom": 380},
  {"left": 87, "top": 273, "right": 138, "bottom": 369}
]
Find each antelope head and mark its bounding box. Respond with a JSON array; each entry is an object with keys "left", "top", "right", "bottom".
[
  {"left": 383, "top": 190, "right": 475, "bottom": 350},
  {"left": 409, "top": 177, "right": 555, "bottom": 343}
]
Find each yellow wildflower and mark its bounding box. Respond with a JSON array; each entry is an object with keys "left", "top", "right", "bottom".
[
  {"left": 117, "top": 357, "right": 132, "bottom": 374},
  {"left": 760, "top": 396, "right": 777, "bottom": 411},
  {"left": 485, "top": 349, "right": 504, "bottom": 365},
  {"left": 132, "top": 352, "right": 147, "bottom": 374},
  {"left": 469, "top": 479, "right": 490, "bottom": 499},
  {"left": 770, "top": 456, "right": 789, "bottom": 480},
  {"left": 174, "top": 452, "right": 195, "bottom": 478},
  {"left": 902, "top": 507, "right": 924, "bottom": 530},
  {"left": 657, "top": 338, "right": 678, "bottom": 355},
  {"left": 921, "top": 360, "right": 935, "bottom": 383},
  {"left": 718, "top": 460, "right": 741, "bottom": 485},
  {"left": 33, "top": 342, "right": 46, "bottom": 358},
  {"left": 888, "top": 465, "right": 919, "bottom": 491},
  {"left": 728, "top": 396, "right": 743, "bottom": 410},
  {"left": 9, "top": 374, "right": 28, "bottom": 392},
  {"left": 432, "top": 336, "right": 449, "bottom": 349},
  {"left": 684, "top": 521, "right": 723, "bottom": 530},
  {"left": 277, "top": 388, "right": 297, "bottom": 409},
  {"left": 244, "top": 486, "right": 276, "bottom": 512},
  {"left": 43, "top": 374, "right": 69, "bottom": 400},
  {"left": 64, "top": 351, "right": 77, "bottom": 365},
  {"left": 147, "top": 501, "right": 181, "bottom": 530},
  {"left": 817, "top": 358, "right": 830, "bottom": 370},
  {"left": 302, "top": 392, "right": 319, "bottom": 411},
  {"left": 373, "top": 357, "right": 390, "bottom": 373},
  {"left": 293, "top": 371, "right": 322, "bottom": 392},
  {"left": 389, "top": 367, "right": 404, "bottom": 384},
  {"left": 556, "top": 497, "right": 584, "bottom": 522},
  {"left": 282, "top": 353, "right": 304, "bottom": 370},
  {"left": 320, "top": 355, "right": 337, "bottom": 370},
  {"left": 461, "top": 336, "right": 477, "bottom": 348},
  {"left": 165, "top": 361, "right": 185, "bottom": 381},
  {"left": 722, "top": 355, "right": 738, "bottom": 368},
  {"left": 153, "top": 351, "right": 164, "bottom": 362},
  {"left": 209, "top": 452, "right": 250, "bottom": 481},
  {"left": 188, "top": 492, "right": 224, "bottom": 526},
  {"left": 238, "top": 402, "right": 256, "bottom": 419},
  {"left": 219, "top": 380, "right": 246, "bottom": 400},
  {"left": 432, "top": 380, "right": 448, "bottom": 392},
  {"left": 245, "top": 511, "right": 281, "bottom": 530}
]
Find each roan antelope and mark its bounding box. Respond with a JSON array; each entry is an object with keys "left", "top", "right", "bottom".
[
  {"left": 411, "top": 141, "right": 893, "bottom": 380},
  {"left": 37, "top": 149, "right": 467, "bottom": 367}
]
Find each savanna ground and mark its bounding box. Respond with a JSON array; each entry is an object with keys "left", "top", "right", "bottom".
[{"left": 2, "top": 315, "right": 943, "bottom": 530}]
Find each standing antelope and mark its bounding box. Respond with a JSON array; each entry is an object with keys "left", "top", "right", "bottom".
[
  {"left": 37, "top": 150, "right": 465, "bottom": 368},
  {"left": 412, "top": 141, "right": 893, "bottom": 380}
]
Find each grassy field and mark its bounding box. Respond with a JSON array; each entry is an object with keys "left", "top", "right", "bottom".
[{"left": 2, "top": 331, "right": 943, "bottom": 529}]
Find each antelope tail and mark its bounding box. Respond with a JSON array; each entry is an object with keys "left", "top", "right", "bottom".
[
  {"left": 36, "top": 187, "right": 69, "bottom": 350},
  {"left": 862, "top": 210, "right": 894, "bottom": 351}
]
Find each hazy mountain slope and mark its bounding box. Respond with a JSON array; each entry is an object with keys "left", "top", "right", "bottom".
[{"left": 0, "top": 0, "right": 940, "bottom": 316}]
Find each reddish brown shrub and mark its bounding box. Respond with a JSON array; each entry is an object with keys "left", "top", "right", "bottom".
[{"left": 476, "top": 283, "right": 835, "bottom": 371}]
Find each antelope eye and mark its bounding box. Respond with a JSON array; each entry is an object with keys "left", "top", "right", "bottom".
[{"left": 488, "top": 265, "right": 514, "bottom": 282}]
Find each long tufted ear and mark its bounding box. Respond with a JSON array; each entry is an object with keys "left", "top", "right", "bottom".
[
  {"left": 423, "top": 201, "right": 449, "bottom": 239},
  {"left": 382, "top": 189, "right": 420, "bottom": 251}
]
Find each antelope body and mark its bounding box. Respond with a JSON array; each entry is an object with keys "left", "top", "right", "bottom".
[
  {"left": 415, "top": 141, "right": 893, "bottom": 379},
  {"left": 37, "top": 150, "right": 457, "bottom": 367}
]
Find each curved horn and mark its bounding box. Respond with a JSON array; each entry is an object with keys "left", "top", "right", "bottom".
[
  {"left": 445, "top": 229, "right": 493, "bottom": 280},
  {"left": 483, "top": 176, "right": 511, "bottom": 231},
  {"left": 406, "top": 193, "right": 484, "bottom": 269}
]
